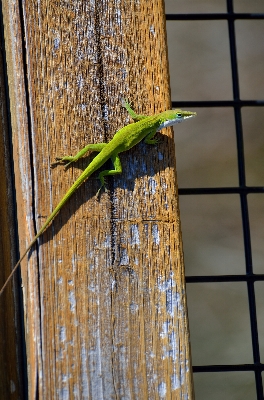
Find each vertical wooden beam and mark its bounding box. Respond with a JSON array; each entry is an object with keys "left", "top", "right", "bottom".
[
  {"left": 0, "top": 2, "right": 25, "bottom": 398},
  {"left": 1, "top": 0, "right": 194, "bottom": 398}
]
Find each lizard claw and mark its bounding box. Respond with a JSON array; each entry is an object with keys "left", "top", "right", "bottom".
[
  {"left": 95, "top": 176, "right": 108, "bottom": 199},
  {"left": 95, "top": 184, "right": 108, "bottom": 199},
  {"left": 145, "top": 137, "right": 160, "bottom": 145},
  {"left": 51, "top": 156, "right": 75, "bottom": 169}
]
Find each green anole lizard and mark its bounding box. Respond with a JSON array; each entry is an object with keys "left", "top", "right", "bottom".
[{"left": 0, "top": 99, "right": 196, "bottom": 296}]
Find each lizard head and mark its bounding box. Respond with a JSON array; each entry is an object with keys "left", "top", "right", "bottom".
[
  {"left": 157, "top": 109, "right": 197, "bottom": 130},
  {"left": 172, "top": 109, "right": 197, "bottom": 121}
]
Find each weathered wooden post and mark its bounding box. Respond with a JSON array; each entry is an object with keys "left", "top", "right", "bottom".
[{"left": 0, "top": 1, "right": 194, "bottom": 398}]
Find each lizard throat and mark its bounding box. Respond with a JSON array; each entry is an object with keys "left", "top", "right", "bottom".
[{"left": 157, "top": 116, "right": 192, "bottom": 130}]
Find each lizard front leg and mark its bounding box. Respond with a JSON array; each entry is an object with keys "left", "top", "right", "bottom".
[
  {"left": 144, "top": 129, "right": 160, "bottom": 145},
  {"left": 122, "top": 98, "right": 148, "bottom": 122}
]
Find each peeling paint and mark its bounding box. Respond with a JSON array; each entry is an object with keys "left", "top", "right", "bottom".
[
  {"left": 151, "top": 224, "right": 160, "bottom": 245},
  {"left": 59, "top": 326, "right": 66, "bottom": 342},
  {"left": 157, "top": 273, "right": 176, "bottom": 292},
  {"left": 102, "top": 103, "right": 109, "bottom": 121},
  {"left": 150, "top": 25, "right": 155, "bottom": 36},
  {"left": 168, "top": 330, "right": 178, "bottom": 361},
  {"left": 57, "top": 277, "right": 63, "bottom": 285},
  {"left": 130, "top": 302, "right": 139, "bottom": 313},
  {"left": 158, "top": 381, "right": 166, "bottom": 397},
  {"left": 158, "top": 151, "right": 163, "bottom": 160},
  {"left": 130, "top": 224, "right": 140, "bottom": 246},
  {"left": 111, "top": 278, "right": 116, "bottom": 291},
  {"left": 80, "top": 344, "right": 89, "bottom": 397},
  {"left": 53, "top": 37, "right": 60, "bottom": 50},
  {"left": 115, "top": 8, "right": 122, "bottom": 25},
  {"left": 88, "top": 283, "right": 98, "bottom": 293},
  {"left": 76, "top": 74, "right": 85, "bottom": 89},
  {"left": 58, "top": 386, "right": 69, "bottom": 400},
  {"left": 10, "top": 380, "right": 16, "bottom": 393},
  {"left": 160, "top": 320, "right": 169, "bottom": 338},
  {"left": 68, "top": 290, "right": 76, "bottom": 312},
  {"left": 166, "top": 290, "right": 182, "bottom": 317},
  {"left": 148, "top": 177, "right": 157, "bottom": 194},
  {"left": 88, "top": 333, "right": 104, "bottom": 399},
  {"left": 119, "top": 248, "right": 129, "bottom": 265},
  {"left": 171, "top": 373, "right": 181, "bottom": 390},
  {"left": 104, "top": 234, "right": 111, "bottom": 248},
  {"left": 161, "top": 330, "right": 180, "bottom": 363}
]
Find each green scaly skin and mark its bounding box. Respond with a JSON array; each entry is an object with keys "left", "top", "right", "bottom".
[{"left": 0, "top": 100, "right": 196, "bottom": 295}]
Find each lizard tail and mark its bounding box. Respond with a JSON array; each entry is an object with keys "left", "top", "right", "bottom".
[
  {"left": 0, "top": 238, "right": 38, "bottom": 297},
  {"left": 0, "top": 167, "right": 95, "bottom": 297}
]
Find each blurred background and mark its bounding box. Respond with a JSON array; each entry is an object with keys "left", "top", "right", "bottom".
[{"left": 164, "top": 0, "right": 264, "bottom": 399}]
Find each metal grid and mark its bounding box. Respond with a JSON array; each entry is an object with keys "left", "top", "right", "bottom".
[{"left": 166, "top": 2, "right": 264, "bottom": 399}]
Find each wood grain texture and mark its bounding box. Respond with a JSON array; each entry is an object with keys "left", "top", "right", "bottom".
[
  {"left": 0, "top": 44, "right": 24, "bottom": 400},
  {"left": 2, "top": 0, "right": 194, "bottom": 398},
  {"left": 0, "top": 1, "right": 27, "bottom": 398}
]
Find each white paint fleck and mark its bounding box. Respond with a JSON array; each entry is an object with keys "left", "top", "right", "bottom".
[
  {"left": 89, "top": 263, "right": 95, "bottom": 271},
  {"left": 120, "top": 67, "right": 128, "bottom": 79},
  {"left": 131, "top": 224, "right": 140, "bottom": 246},
  {"left": 62, "top": 374, "right": 68, "bottom": 382},
  {"left": 148, "top": 177, "right": 157, "bottom": 194},
  {"left": 158, "top": 151, "right": 163, "bottom": 160},
  {"left": 59, "top": 326, "right": 66, "bottom": 342},
  {"left": 185, "top": 358, "right": 190, "bottom": 373},
  {"left": 88, "top": 283, "right": 98, "bottom": 293},
  {"left": 57, "top": 277, "right": 63, "bottom": 285},
  {"left": 58, "top": 386, "right": 69, "bottom": 400},
  {"left": 53, "top": 37, "right": 60, "bottom": 50},
  {"left": 161, "top": 181, "right": 168, "bottom": 193},
  {"left": 152, "top": 224, "right": 160, "bottom": 245},
  {"left": 10, "top": 380, "right": 16, "bottom": 393},
  {"left": 80, "top": 344, "right": 89, "bottom": 397},
  {"left": 130, "top": 302, "right": 139, "bottom": 313},
  {"left": 181, "top": 364, "right": 188, "bottom": 383},
  {"left": 120, "top": 248, "right": 129, "bottom": 265},
  {"left": 150, "top": 25, "right": 155, "bottom": 36},
  {"left": 68, "top": 290, "right": 76, "bottom": 312},
  {"left": 158, "top": 381, "right": 167, "bottom": 397},
  {"left": 73, "top": 383, "right": 79, "bottom": 397},
  {"left": 168, "top": 330, "right": 178, "bottom": 361},
  {"left": 111, "top": 279, "right": 116, "bottom": 290},
  {"left": 116, "top": 8, "right": 122, "bottom": 24},
  {"left": 77, "top": 74, "right": 85, "bottom": 89},
  {"left": 171, "top": 373, "right": 181, "bottom": 390},
  {"left": 103, "top": 103, "right": 109, "bottom": 121},
  {"left": 162, "top": 345, "right": 168, "bottom": 360},
  {"left": 160, "top": 320, "right": 169, "bottom": 338},
  {"left": 104, "top": 234, "right": 111, "bottom": 248},
  {"left": 157, "top": 274, "right": 176, "bottom": 292},
  {"left": 71, "top": 254, "right": 77, "bottom": 273},
  {"left": 88, "top": 332, "right": 104, "bottom": 398},
  {"left": 166, "top": 290, "right": 182, "bottom": 316}
]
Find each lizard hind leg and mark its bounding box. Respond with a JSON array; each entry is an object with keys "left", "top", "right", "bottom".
[
  {"left": 53, "top": 143, "right": 107, "bottom": 168},
  {"left": 96, "top": 153, "right": 122, "bottom": 197}
]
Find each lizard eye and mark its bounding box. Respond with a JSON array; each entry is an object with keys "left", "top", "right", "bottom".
[{"left": 177, "top": 112, "right": 182, "bottom": 118}]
